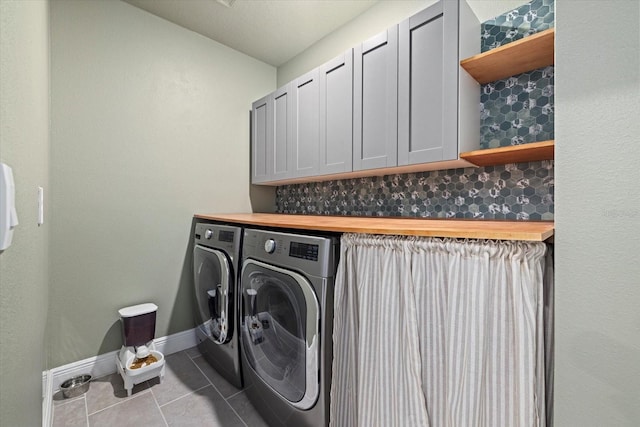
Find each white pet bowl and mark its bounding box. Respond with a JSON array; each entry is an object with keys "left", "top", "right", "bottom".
[{"left": 124, "top": 350, "right": 165, "bottom": 377}]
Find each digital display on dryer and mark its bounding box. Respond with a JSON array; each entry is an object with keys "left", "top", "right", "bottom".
[
  {"left": 289, "top": 242, "right": 319, "bottom": 261},
  {"left": 218, "top": 230, "right": 235, "bottom": 243}
]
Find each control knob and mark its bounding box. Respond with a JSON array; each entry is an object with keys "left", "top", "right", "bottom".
[
  {"left": 204, "top": 229, "right": 213, "bottom": 239},
  {"left": 264, "top": 239, "right": 276, "bottom": 254}
]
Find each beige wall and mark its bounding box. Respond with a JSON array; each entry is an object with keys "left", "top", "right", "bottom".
[
  {"left": 48, "top": 0, "right": 275, "bottom": 368},
  {"left": 277, "top": 0, "right": 524, "bottom": 86},
  {"left": 555, "top": 1, "right": 640, "bottom": 425},
  {"left": 0, "top": 0, "right": 50, "bottom": 425}
]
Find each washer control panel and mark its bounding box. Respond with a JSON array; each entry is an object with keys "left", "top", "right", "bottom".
[
  {"left": 243, "top": 228, "right": 338, "bottom": 278},
  {"left": 288, "top": 241, "right": 319, "bottom": 261}
]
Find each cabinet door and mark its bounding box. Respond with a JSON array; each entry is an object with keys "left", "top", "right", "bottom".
[
  {"left": 271, "top": 83, "right": 294, "bottom": 181},
  {"left": 353, "top": 27, "right": 398, "bottom": 171},
  {"left": 251, "top": 94, "right": 272, "bottom": 184},
  {"left": 398, "top": 1, "right": 459, "bottom": 165},
  {"left": 319, "top": 50, "right": 353, "bottom": 175},
  {"left": 292, "top": 69, "right": 320, "bottom": 178}
]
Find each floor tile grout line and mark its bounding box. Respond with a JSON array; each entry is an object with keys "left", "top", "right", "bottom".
[
  {"left": 187, "top": 350, "right": 203, "bottom": 361},
  {"left": 53, "top": 394, "right": 84, "bottom": 408},
  {"left": 157, "top": 383, "right": 212, "bottom": 408},
  {"left": 189, "top": 354, "right": 227, "bottom": 398},
  {"left": 150, "top": 387, "right": 170, "bottom": 427},
  {"left": 172, "top": 353, "right": 249, "bottom": 427},
  {"left": 225, "top": 394, "right": 250, "bottom": 427},
  {"left": 83, "top": 395, "right": 89, "bottom": 427},
  {"left": 85, "top": 388, "right": 152, "bottom": 417},
  {"left": 187, "top": 349, "right": 252, "bottom": 426},
  {"left": 83, "top": 371, "right": 154, "bottom": 416},
  {"left": 225, "top": 388, "right": 244, "bottom": 401},
  {"left": 228, "top": 386, "right": 268, "bottom": 426}
]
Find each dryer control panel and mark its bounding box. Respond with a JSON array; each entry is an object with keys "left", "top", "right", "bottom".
[{"left": 194, "top": 223, "right": 243, "bottom": 265}]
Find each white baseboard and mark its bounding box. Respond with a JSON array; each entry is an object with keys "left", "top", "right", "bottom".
[
  {"left": 46, "top": 328, "right": 197, "bottom": 394},
  {"left": 154, "top": 327, "right": 198, "bottom": 356},
  {"left": 42, "top": 369, "right": 53, "bottom": 427}
]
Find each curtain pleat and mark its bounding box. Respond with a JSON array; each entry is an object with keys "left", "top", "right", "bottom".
[
  {"left": 330, "top": 234, "right": 553, "bottom": 427},
  {"left": 543, "top": 248, "right": 555, "bottom": 427}
]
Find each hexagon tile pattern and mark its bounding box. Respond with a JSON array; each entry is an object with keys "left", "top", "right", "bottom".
[
  {"left": 481, "top": 66, "right": 554, "bottom": 148},
  {"left": 481, "top": 0, "right": 554, "bottom": 53},
  {"left": 480, "top": 0, "right": 555, "bottom": 148},
  {"left": 275, "top": 161, "right": 554, "bottom": 221}
]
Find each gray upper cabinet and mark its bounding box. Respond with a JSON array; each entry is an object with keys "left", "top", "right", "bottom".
[
  {"left": 250, "top": 83, "right": 295, "bottom": 184},
  {"left": 291, "top": 69, "right": 320, "bottom": 178},
  {"left": 250, "top": 0, "right": 478, "bottom": 185},
  {"left": 353, "top": 27, "right": 398, "bottom": 172},
  {"left": 251, "top": 94, "right": 271, "bottom": 184},
  {"left": 398, "top": 1, "right": 457, "bottom": 165},
  {"left": 271, "top": 83, "right": 294, "bottom": 181},
  {"left": 399, "top": 0, "right": 479, "bottom": 166},
  {"left": 319, "top": 50, "right": 353, "bottom": 175}
]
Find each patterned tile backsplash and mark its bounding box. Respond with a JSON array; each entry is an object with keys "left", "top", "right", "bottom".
[
  {"left": 481, "top": 0, "right": 554, "bottom": 53},
  {"left": 481, "top": 66, "right": 554, "bottom": 148},
  {"left": 274, "top": 0, "right": 555, "bottom": 220},
  {"left": 480, "top": 0, "right": 555, "bottom": 148},
  {"left": 276, "top": 161, "right": 554, "bottom": 220}
]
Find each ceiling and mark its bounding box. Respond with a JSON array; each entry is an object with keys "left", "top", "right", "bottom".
[{"left": 123, "top": 0, "right": 379, "bottom": 67}]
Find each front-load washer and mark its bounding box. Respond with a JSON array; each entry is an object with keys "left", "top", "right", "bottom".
[
  {"left": 193, "top": 222, "right": 243, "bottom": 389},
  {"left": 240, "top": 228, "right": 338, "bottom": 427}
]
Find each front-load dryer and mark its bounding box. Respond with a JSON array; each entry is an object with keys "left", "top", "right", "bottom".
[
  {"left": 240, "top": 228, "right": 338, "bottom": 427},
  {"left": 193, "top": 222, "right": 243, "bottom": 389}
]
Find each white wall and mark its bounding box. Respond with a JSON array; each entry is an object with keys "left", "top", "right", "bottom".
[
  {"left": 0, "top": 0, "right": 50, "bottom": 425},
  {"left": 48, "top": 0, "right": 275, "bottom": 368},
  {"left": 555, "top": 1, "right": 640, "bottom": 425},
  {"left": 277, "top": 0, "right": 524, "bottom": 86}
]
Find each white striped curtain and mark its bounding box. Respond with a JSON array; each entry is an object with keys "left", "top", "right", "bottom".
[{"left": 330, "top": 234, "right": 553, "bottom": 427}]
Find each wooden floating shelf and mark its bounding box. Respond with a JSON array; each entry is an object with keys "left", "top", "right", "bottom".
[
  {"left": 460, "top": 140, "right": 554, "bottom": 167},
  {"left": 195, "top": 213, "right": 555, "bottom": 242},
  {"left": 460, "top": 27, "right": 555, "bottom": 84}
]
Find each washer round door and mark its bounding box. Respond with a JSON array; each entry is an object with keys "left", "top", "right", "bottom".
[
  {"left": 193, "top": 245, "right": 233, "bottom": 344},
  {"left": 241, "top": 259, "right": 320, "bottom": 409}
]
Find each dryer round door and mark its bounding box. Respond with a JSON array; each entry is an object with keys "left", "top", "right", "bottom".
[
  {"left": 241, "top": 259, "right": 320, "bottom": 410},
  {"left": 193, "top": 245, "right": 233, "bottom": 344}
]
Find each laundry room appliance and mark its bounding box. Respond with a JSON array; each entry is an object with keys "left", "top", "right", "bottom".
[
  {"left": 240, "top": 228, "right": 338, "bottom": 427},
  {"left": 193, "top": 222, "right": 243, "bottom": 389}
]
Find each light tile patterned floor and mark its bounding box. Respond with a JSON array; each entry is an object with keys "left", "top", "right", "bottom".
[{"left": 52, "top": 346, "right": 268, "bottom": 427}]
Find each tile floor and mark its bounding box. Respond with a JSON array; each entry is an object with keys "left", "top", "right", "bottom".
[{"left": 52, "top": 346, "right": 268, "bottom": 427}]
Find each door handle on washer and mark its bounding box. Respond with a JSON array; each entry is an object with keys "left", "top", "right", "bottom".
[
  {"left": 207, "top": 285, "right": 221, "bottom": 319},
  {"left": 246, "top": 289, "right": 258, "bottom": 317}
]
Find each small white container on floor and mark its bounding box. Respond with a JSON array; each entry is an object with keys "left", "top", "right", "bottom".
[{"left": 116, "top": 303, "right": 166, "bottom": 396}]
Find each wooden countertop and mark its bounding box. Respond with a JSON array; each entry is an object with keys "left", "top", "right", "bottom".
[{"left": 194, "top": 213, "right": 554, "bottom": 242}]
